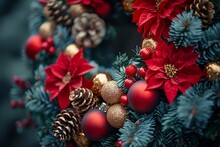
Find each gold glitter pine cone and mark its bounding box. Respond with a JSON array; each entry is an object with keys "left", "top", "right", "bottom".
[
  {"left": 52, "top": 108, "right": 81, "bottom": 141},
  {"left": 188, "top": 0, "right": 215, "bottom": 28},
  {"left": 69, "top": 88, "right": 100, "bottom": 116},
  {"left": 44, "top": 1, "right": 73, "bottom": 27}
]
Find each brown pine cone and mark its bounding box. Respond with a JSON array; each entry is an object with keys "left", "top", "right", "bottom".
[
  {"left": 52, "top": 108, "right": 80, "bottom": 141},
  {"left": 188, "top": 0, "right": 215, "bottom": 28},
  {"left": 44, "top": 1, "right": 73, "bottom": 27},
  {"left": 69, "top": 88, "right": 100, "bottom": 116},
  {"left": 72, "top": 13, "right": 106, "bottom": 48}
]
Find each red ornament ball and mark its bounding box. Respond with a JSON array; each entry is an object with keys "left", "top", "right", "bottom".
[
  {"left": 120, "top": 94, "right": 128, "bottom": 106},
  {"left": 128, "top": 81, "right": 159, "bottom": 113},
  {"left": 10, "top": 101, "right": 17, "bottom": 109},
  {"left": 125, "top": 64, "right": 137, "bottom": 77},
  {"left": 124, "top": 78, "right": 135, "bottom": 89},
  {"left": 81, "top": 109, "right": 111, "bottom": 141},
  {"left": 115, "top": 140, "right": 123, "bottom": 147},
  {"left": 25, "top": 35, "right": 43, "bottom": 60},
  {"left": 138, "top": 66, "right": 148, "bottom": 78},
  {"left": 139, "top": 48, "right": 152, "bottom": 60}
]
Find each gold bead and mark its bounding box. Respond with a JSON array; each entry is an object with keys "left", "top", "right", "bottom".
[
  {"left": 205, "top": 62, "right": 220, "bottom": 80},
  {"left": 69, "top": 4, "right": 90, "bottom": 17},
  {"left": 91, "top": 72, "right": 113, "bottom": 96},
  {"left": 142, "top": 38, "right": 157, "bottom": 52},
  {"left": 39, "top": 21, "right": 56, "bottom": 39},
  {"left": 64, "top": 44, "right": 80, "bottom": 58},
  {"left": 106, "top": 104, "right": 128, "bottom": 128},
  {"left": 101, "top": 81, "right": 123, "bottom": 104},
  {"left": 121, "top": 0, "right": 135, "bottom": 13}
]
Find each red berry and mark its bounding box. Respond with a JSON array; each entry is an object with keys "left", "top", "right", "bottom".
[
  {"left": 16, "top": 121, "right": 22, "bottom": 128},
  {"left": 125, "top": 64, "right": 137, "bottom": 77},
  {"left": 46, "top": 37, "right": 54, "bottom": 46},
  {"left": 115, "top": 140, "right": 123, "bottom": 147},
  {"left": 120, "top": 94, "right": 128, "bottom": 106},
  {"left": 47, "top": 46, "right": 56, "bottom": 55},
  {"left": 139, "top": 48, "right": 152, "bottom": 60},
  {"left": 39, "top": 0, "right": 47, "bottom": 6},
  {"left": 138, "top": 66, "right": 148, "bottom": 78},
  {"left": 10, "top": 101, "right": 17, "bottom": 108},
  {"left": 41, "top": 42, "right": 50, "bottom": 50},
  {"left": 124, "top": 78, "right": 135, "bottom": 89},
  {"left": 17, "top": 100, "right": 24, "bottom": 108}
]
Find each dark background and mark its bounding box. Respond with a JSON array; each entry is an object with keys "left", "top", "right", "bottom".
[{"left": 0, "top": 0, "right": 141, "bottom": 146}]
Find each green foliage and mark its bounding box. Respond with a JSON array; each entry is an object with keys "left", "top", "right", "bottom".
[
  {"left": 40, "top": 134, "right": 65, "bottom": 147},
  {"left": 100, "top": 133, "right": 119, "bottom": 147},
  {"left": 28, "top": 1, "right": 44, "bottom": 34},
  {"left": 119, "top": 115, "right": 155, "bottom": 147},
  {"left": 169, "top": 11, "right": 203, "bottom": 48},
  {"left": 25, "top": 86, "right": 60, "bottom": 116},
  {"left": 196, "top": 23, "right": 220, "bottom": 65},
  {"left": 53, "top": 26, "right": 73, "bottom": 51}
]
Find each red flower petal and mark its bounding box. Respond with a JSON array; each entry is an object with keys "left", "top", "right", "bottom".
[
  {"left": 164, "top": 80, "right": 179, "bottom": 104},
  {"left": 147, "top": 76, "right": 164, "bottom": 90},
  {"left": 57, "top": 87, "right": 71, "bottom": 110}
]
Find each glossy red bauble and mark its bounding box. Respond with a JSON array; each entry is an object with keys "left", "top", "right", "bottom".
[
  {"left": 128, "top": 81, "right": 159, "bottom": 113},
  {"left": 25, "top": 35, "right": 43, "bottom": 60},
  {"left": 125, "top": 64, "right": 137, "bottom": 77},
  {"left": 139, "top": 48, "right": 152, "bottom": 60},
  {"left": 120, "top": 94, "right": 128, "bottom": 106},
  {"left": 10, "top": 101, "right": 17, "bottom": 109},
  {"left": 81, "top": 109, "right": 111, "bottom": 141},
  {"left": 124, "top": 78, "right": 135, "bottom": 89},
  {"left": 138, "top": 66, "right": 148, "bottom": 78}
]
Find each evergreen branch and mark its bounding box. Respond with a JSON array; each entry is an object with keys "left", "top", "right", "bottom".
[
  {"left": 25, "top": 86, "right": 60, "bottom": 116},
  {"left": 100, "top": 133, "right": 119, "bottom": 147},
  {"left": 40, "top": 134, "right": 65, "bottom": 147},
  {"left": 119, "top": 115, "right": 155, "bottom": 147}
]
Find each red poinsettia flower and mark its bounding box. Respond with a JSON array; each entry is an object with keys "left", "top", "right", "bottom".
[
  {"left": 144, "top": 41, "right": 202, "bottom": 104},
  {"left": 66, "top": 0, "right": 111, "bottom": 17},
  {"left": 45, "top": 49, "right": 94, "bottom": 109},
  {"left": 132, "top": 0, "right": 191, "bottom": 39}
]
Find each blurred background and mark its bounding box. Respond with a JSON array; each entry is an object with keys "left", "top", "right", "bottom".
[{"left": 0, "top": 0, "right": 141, "bottom": 146}]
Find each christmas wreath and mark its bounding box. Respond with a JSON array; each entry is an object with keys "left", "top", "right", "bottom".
[{"left": 10, "top": 0, "right": 220, "bottom": 146}]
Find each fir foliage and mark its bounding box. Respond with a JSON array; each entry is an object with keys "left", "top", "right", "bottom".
[
  {"left": 40, "top": 134, "right": 65, "bottom": 147},
  {"left": 177, "top": 88, "right": 214, "bottom": 133},
  {"left": 130, "top": 46, "right": 145, "bottom": 67},
  {"left": 169, "top": 11, "right": 203, "bottom": 48},
  {"left": 100, "top": 133, "right": 119, "bottom": 147},
  {"left": 28, "top": 1, "right": 44, "bottom": 34},
  {"left": 25, "top": 86, "right": 60, "bottom": 116},
  {"left": 53, "top": 26, "right": 73, "bottom": 50},
  {"left": 196, "top": 23, "right": 220, "bottom": 65},
  {"left": 204, "top": 113, "right": 220, "bottom": 140},
  {"left": 119, "top": 115, "right": 155, "bottom": 147}
]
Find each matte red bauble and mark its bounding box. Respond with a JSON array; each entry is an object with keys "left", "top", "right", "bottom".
[
  {"left": 128, "top": 81, "right": 159, "bottom": 113},
  {"left": 81, "top": 109, "right": 111, "bottom": 141},
  {"left": 25, "top": 35, "right": 43, "bottom": 60}
]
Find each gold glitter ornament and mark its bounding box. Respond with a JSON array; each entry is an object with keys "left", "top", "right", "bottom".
[
  {"left": 106, "top": 104, "right": 128, "bottom": 128},
  {"left": 121, "top": 0, "right": 135, "bottom": 13},
  {"left": 69, "top": 4, "right": 91, "bottom": 17},
  {"left": 64, "top": 44, "right": 80, "bottom": 58},
  {"left": 205, "top": 62, "right": 220, "bottom": 80},
  {"left": 101, "top": 81, "right": 123, "bottom": 104},
  {"left": 141, "top": 38, "right": 157, "bottom": 52},
  {"left": 91, "top": 73, "right": 113, "bottom": 96},
  {"left": 39, "top": 21, "right": 56, "bottom": 39}
]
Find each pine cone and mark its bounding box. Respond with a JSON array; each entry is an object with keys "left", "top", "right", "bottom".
[
  {"left": 52, "top": 108, "right": 80, "bottom": 141},
  {"left": 44, "top": 1, "right": 73, "bottom": 27},
  {"left": 188, "top": 0, "right": 215, "bottom": 28},
  {"left": 69, "top": 88, "right": 100, "bottom": 116},
  {"left": 72, "top": 13, "right": 106, "bottom": 48}
]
